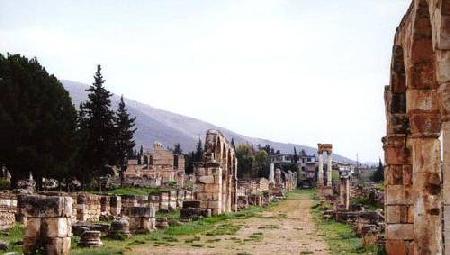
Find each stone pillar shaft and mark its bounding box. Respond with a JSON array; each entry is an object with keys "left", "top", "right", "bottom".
[
  {"left": 384, "top": 135, "right": 414, "bottom": 255},
  {"left": 411, "top": 136, "right": 441, "bottom": 255},
  {"left": 317, "top": 153, "right": 324, "bottom": 187},
  {"left": 344, "top": 177, "right": 350, "bottom": 210},
  {"left": 327, "top": 153, "right": 333, "bottom": 186}
]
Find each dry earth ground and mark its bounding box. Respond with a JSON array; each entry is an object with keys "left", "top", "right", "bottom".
[{"left": 131, "top": 191, "right": 330, "bottom": 255}]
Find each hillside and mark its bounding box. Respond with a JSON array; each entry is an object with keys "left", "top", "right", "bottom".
[{"left": 62, "top": 80, "right": 353, "bottom": 163}]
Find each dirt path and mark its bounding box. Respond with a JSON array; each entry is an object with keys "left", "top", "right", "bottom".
[{"left": 131, "top": 191, "right": 330, "bottom": 255}]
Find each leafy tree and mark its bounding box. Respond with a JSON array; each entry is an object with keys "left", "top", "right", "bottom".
[
  {"left": 78, "top": 65, "right": 117, "bottom": 187},
  {"left": 114, "top": 95, "right": 136, "bottom": 183},
  {"left": 255, "top": 150, "right": 270, "bottom": 177},
  {"left": 371, "top": 159, "right": 384, "bottom": 183},
  {"left": 235, "top": 144, "right": 255, "bottom": 178},
  {"left": 0, "top": 54, "right": 77, "bottom": 189}
]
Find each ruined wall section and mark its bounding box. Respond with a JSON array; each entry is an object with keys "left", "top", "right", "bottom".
[
  {"left": 194, "top": 129, "right": 238, "bottom": 215},
  {"left": 384, "top": 1, "right": 450, "bottom": 254}
]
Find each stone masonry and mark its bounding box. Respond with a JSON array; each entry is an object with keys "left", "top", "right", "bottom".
[
  {"left": 383, "top": 1, "right": 450, "bottom": 254},
  {"left": 22, "top": 195, "right": 73, "bottom": 255},
  {"left": 193, "top": 129, "right": 238, "bottom": 215}
]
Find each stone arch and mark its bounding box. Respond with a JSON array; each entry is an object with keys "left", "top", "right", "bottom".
[{"left": 385, "top": 1, "right": 446, "bottom": 254}]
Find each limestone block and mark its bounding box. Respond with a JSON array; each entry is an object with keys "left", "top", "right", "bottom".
[
  {"left": 182, "top": 200, "right": 200, "bottom": 209},
  {"left": 207, "top": 200, "right": 220, "bottom": 209},
  {"left": 386, "top": 185, "right": 407, "bottom": 205},
  {"left": 386, "top": 165, "right": 403, "bottom": 185},
  {"left": 385, "top": 239, "right": 414, "bottom": 255},
  {"left": 407, "top": 89, "right": 440, "bottom": 111},
  {"left": 24, "top": 218, "right": 41, "bottom": 237},
  {"left": 41, "top": 217, "right": 72, "bottom": 238},
  {"left": 46, "top": 237, "right": 71, "bottom": 255},
  {"left": 198, "top": 176, "right": 215, "bottom": 184},
  {"left": 386, "top": 205, "right": 413, "bottom": 224},
  {"left": 385, "top": 146, "right": 409, "bottom": 165},
  {"left": 21, "top": 196, "right": 72, "bottom": 218},
  {"left": 204, "top": 183, "right": 220, "bottom": 192},
  {"left": 386, "top": 224, "right": 414, "bottom": 240},
  {"left": 408, "top": 111, "right": 441, "bottom": 137},
  {"left": 437, "top": 50, "right": 450, "bottom": 82}
]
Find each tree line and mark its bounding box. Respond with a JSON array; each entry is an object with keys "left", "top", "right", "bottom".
[{"left": 0, "top": 54, "right": 136, "bottom": 190}]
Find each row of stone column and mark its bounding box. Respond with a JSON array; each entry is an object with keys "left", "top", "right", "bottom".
[{"left": 317, "top": 144, "right": 333, "bottom": 191}]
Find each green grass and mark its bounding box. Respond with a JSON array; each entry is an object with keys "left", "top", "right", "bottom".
[
  {"left": 70, "top": 205, "right": 265, "bottom": 254},
  {"left": 96, "top": 186, "right": 165, "bottom": 196},
  {"left": 304, "top": 189, "right": 379, "bottom": 255},
  {"left": 0, "top": 224, "right": 25, "bottom": 253}
]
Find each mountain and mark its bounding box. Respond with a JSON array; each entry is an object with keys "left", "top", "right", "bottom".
[{"left": 62, "top": 80, "right": 353, "bottom": 163}]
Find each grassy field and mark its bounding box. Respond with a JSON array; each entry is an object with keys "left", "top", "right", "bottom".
[
  {"left": 0, "top": 224, "right": 25, "bottom": 253},
  {"left": 307, "top": 190, "right": 381, "bottom": 255},
  {"left": 94, "top": 186, "right": 165, "bottom": 196},
  {"left": 70, "top": 205, "right": 264, "bottom": 255}
]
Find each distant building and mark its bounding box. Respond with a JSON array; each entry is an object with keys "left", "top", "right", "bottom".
[{"left": 124, "top": 142, "right": 185, "bottom": 186}]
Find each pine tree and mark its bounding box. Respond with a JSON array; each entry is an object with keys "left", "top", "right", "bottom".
[
  {"left": 231, "top": 138, "right": 235, "bottom": 147},
  {"left": 80, "top": 65, "right": 117, "bottom": 186},
  {"left": 371, "top": 159, "right": 385, "bottom": 182},
  {"left": 114, "top": 95, "right": 136, "bottom": 183},
  {"left": 173, "top": 143, "right": 182, "bottom": 154},
  {"left": 293, "top": 147, "right": 298, "bottom": 163}
]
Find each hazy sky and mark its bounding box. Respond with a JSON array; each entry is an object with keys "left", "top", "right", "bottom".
[{"left": 0, "top": 0, "right": 411, "bottom": 162}]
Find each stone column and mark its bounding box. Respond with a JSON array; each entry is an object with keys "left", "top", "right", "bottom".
[
  {"left": 110, "top": 196, "right": 121, "bottom": 216},
  {"left": 269, "top": 163, "right": 275, "bottom": 183},
  {"left": 408, "top": 96, "right": 442, "bottom": 254},
  {"left": 441, "top": 93, "right": 450, "bottom": 255},
  {"left": 317, "top": 152, "right": 324, "bottom": 187},
  {"left": 437, "top": 49, "right": 450, "bottom": 255},
  {"left": 327, "top": 153, "right": 333, "bottom": 187},
  {"left": 339, "top": 177, "right": 345, "bottom": 207},
  {"left": 22, "top": 195, "right": 73, "bottom": 255},
  {"left": 344, "top": 176, "right": 350, "bottom": 210}
]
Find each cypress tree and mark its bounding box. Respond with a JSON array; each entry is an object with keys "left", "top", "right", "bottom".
[
  {"left": 114, "top": 95, "right": 136, "bottom": 183},
  {"left": 195, "top": 138, "right": 203, "bottom": 162},
  {"left": 80, "top": 65, "right": 116, "bottom": 186}
]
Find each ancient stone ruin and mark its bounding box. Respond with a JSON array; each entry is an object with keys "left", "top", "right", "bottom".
[
  {"left": 383, "top": 1, "right": 450, "bottom": 254},
  {"left": 192, "top": 129, "right": 238, "bottom": 215},
  {"left": 21, "top": 195, "right": 73, "bottom": 255},
  {"left": 317, "top": 144, "right": 333, "bottom": 196},
  {"left": 124, "top": 142, "right": 185, "bottom": 187}
]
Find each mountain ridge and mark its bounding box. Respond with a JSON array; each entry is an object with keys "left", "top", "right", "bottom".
[{"left": 62, "top": 80, "right": 354, "bottom": 163}]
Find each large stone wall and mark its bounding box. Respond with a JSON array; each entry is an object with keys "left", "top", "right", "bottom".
[
  {"left": 0, "top": 193, "right": 17, "bottom": 229},
  {"left": 193, "top": 129, "right": 238, "bottom": 215},
  {"left": 383, "top": 1, "right": 450, "bottom": 254}
]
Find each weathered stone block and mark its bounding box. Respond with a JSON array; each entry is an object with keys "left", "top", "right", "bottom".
[
  {"left": 386, "top": 224, "right": 414, "bottom": 240},
  {"left": 21, "top": 196, "right": 72, "bottom": 218},
  {"left": 41, "top": 218, "right": 72, "bottom": 237},
  {"left": 24, "top": 218, "right": 41, "bottom": 237},
  {"left": 386, "top": 165, "right": 403, "bottom": 185},
  {"left": 198, "top": 176, "right": 215, "bottom": 184},
  {"left": 182, "top": 200, "right": 201, "bottom": 209},
  {"left": 386, "top": 185, "right": 407, "bottom": 205},
  {"left": 386, "top": 205, "right": 413, "bottom": 224}
]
